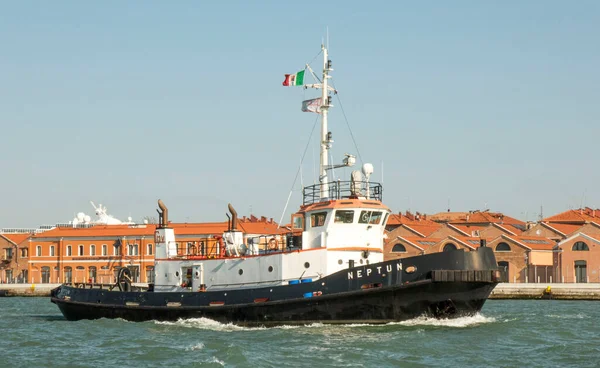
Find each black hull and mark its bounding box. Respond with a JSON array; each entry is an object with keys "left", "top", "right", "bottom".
[{"left": 51, "top": 247, "right": 500, "bottom": 326}]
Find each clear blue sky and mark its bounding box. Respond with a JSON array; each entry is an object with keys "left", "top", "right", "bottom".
[{"left": 1, "top": 1, "right": 598, "bottom": 227}]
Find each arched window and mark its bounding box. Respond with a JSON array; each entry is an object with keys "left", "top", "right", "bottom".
[
  {"left": 90, "top": 244, "right": 96, "bottom": 256},
  {"left": 50, "top": 246, "right": 55, "bottom": 257},
  {"left": 36, "top": 246, "right": 42, "bottom": 257},
  {"left": 114, "top": 243, "right": 121, "bottom": 256},
  {"left": 146, "top": 266, "right": 155, "bottom": 283},
  {"left": 88, "top": 266, "right": 97, "bottom": 282},
  {"left": 41, "top": 266, "right": 50, "bottom": 283},
  {"left": 392, "top": 243, "right": 407, "bottom": 253},
  {"left": 78, "top": 245, "right": 84, "bottom": 256},
  {"left": 147, "top": 243, "right": 153, "bottom": 255},
  {"left": 572, "top": 241, "right": 589, "bottom": 251},
  {"left": 496, "top": 242, "right": 511, "bottom": 252},
  {"left": 443, "top": 243, "right": 457, "bottom": 252},
  {"left": 102, "top": 244, "right": 107, "bottom": 256},
  {"left": 575, "top": 260, "right": 587, "bottom": 283},
  {"left": 66, "top": 245, "right": 72, "bottom": 256},
  {"left": 64, "top": 267, "right": 72, "bottom": 283},
  {"left": 128, "top": 243, "right": 139, "bottom": 256}
]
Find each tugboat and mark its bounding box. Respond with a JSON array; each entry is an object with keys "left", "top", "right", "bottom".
[{"left": 51, "top": 44, "right": 500, "bottom": 326}]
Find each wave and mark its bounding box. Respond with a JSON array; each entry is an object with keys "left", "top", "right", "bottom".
[
  {"left": 185, "top": 342, "right": 205, "bottom": 351},
  {"left": 544, "top": 313, "right": 589, "bottom": 320}
]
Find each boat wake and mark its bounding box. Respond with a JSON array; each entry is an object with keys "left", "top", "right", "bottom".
[
  {"left": 154, "top": 314, "right": 496, "bottom": 332},
  {"left": 155, "top": 318, "right": 268, "bottom": 332},
  {"left": 391, "top": 313, "right": 496, "bottom": 328}
]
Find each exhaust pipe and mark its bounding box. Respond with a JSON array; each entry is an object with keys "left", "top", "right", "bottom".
[
  {"left": 158, "top": 199, "right": 168, "bottom": 227},
  {"left": 228, "top": 203, "right": 238, "bottom": 231}
]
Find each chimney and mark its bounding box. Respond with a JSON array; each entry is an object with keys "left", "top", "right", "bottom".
[{"left": 479, "top": 239, "right": 487, "bottom": 248}]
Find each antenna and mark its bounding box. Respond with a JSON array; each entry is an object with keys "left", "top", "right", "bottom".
[
  {"left": 326, "top": 27, "right": 329, "bottom": 50},
  {"left": 447, "top": 197, "right": 451, "bottom": 212},
  {"left": 381, "top": 160, "right": 384, "bottom": 185},
  {"left": 580, "top": 189, "right": 586, "bottom": 210}
]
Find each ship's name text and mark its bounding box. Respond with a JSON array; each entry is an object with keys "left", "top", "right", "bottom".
[{"left": 347, "top": 263, "right": 402, "bottom": 280}]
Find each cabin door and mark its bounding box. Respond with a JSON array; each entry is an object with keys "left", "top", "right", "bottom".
[{"left": 575, "top": 260, "right": 587, "bottom": 283}]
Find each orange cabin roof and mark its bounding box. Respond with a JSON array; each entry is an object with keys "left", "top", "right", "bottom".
[{"left": 300, "top": 199, "right": 389, "bottom": 213}]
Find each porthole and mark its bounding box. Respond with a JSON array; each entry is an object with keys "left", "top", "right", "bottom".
[
  {"left": 239, "top": 269, "right": 244, "bottom": 275},
  {"left": 268, "top": 266, "right": 273, "bottom": 272},
  {"left": 175, "top": 271, "right": 179, "bottom": 277},
  {"left": 359, "top": 259, "right": 364, "bottom": 264},
  {"left": 338, "top": 259, "right": 343, "bottom": 265},
  {"left": 405, "top": 266, "right": 417, "bottom": 274},
  {"left": 195, "top": 272, "right": 199, "bottom": 277},
  {"left": 304, "top": 262, "right": 310, "bottom": 269}
]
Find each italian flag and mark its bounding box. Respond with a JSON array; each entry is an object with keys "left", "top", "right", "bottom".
[{"left": 282, "top": 70, "right": 305, "bottom": 86}]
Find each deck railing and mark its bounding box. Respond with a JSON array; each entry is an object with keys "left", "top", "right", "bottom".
[{"left": 302, "top": 180, "right": 383, "bottom": 205}]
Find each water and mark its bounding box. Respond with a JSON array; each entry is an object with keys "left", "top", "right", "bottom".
[{"left": 1, "top": 298, "right": 598, "bottom": 367}]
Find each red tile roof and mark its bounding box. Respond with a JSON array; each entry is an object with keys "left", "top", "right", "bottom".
[
  {"left": 399, "top": 223, "right": 442, "bottom": 237},
  {"left": 543, "top": 208, "right": 600, "bottom": 223},
  {"left": 505, "top": 235, "right": 556, "bottom": 250},
  {"left": 387, "top": 212, "right": 437, "bottom": 226},
  {"left": 542, "top": 223, "right": 583, "bottom": 236},
  {"left": 431, "top": 210, "right": 525, "bottom": 225},
  {"left": 0, "top": 233, "right": 31, "bottom": 245},
  {"left": 32, "top": 218, "right": 281, "bottom": 239}
]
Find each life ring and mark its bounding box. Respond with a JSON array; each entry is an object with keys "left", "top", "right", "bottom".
[
  {"left": 361, "top": 212, "right": 369, "bottom": 222},
  {"left": 268, "top": 238, "right": 279, "bottom": 251}
]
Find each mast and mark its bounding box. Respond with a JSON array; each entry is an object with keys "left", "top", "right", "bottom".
[{"left": 320, "top": 44, "right": 331, "bottom": 200}]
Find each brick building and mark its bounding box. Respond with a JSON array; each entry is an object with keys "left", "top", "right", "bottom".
[{"left": 0, "top": 233, "right": 31, "bottom": 283}]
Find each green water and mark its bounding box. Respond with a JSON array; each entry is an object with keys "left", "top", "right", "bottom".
[{"left": 0, "top": 298, "right": 597, "bottom": 367}]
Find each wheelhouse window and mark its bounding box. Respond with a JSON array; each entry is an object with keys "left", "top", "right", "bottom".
[
  {"left": 382, "top": 213, "right": 389, "bottom": 227},
  {"left": 358, "top": 210, "right": 383, "bottom": 224},
  {"left": 78, "top": 245, "right": 84, "bottom": 256},
  {"left": 292, "top": 214, "right": 304, "bottom": 230},
  {"left": 334, "top": 210, "right": 355, "bottom": 224},
  {"left": 495, "top": 242, "right": 511, "bottom": 252},
  {"left": 66, "top": 245, "right": 72, "bottom": 256},
  {"left": 310, "top": 212, "right": 328, "bottom": 227},
  {"left": 392, "top": 243, "right": 407, "bottom": 253},
  {"left": 443, "top": 243, "right": 457, "bottom": 252},
  {"left": 572, "top": 241, "right": 589, "bottom": 251}
]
